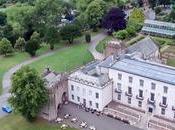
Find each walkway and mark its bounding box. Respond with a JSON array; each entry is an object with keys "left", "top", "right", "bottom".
[
  {"left": 88, "top": 32, "right": 107, "bottom": 60},
  {"left": 0, "top": 32, "right": 107, "bottom": 118}
]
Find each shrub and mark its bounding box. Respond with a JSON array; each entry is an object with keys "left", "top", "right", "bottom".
[
  {"left": 155, "top": 7, "right": 162, "bottom": 15},
  {"left": 126, "top": 26, "right": 136, "bottom": 37},
  {"left": 25, "top": 32, "right": 40, "bottom": 56},
  {"left": 15, "top": 37, "right": 26, "bottom": 51},
  {"left": 0, "top": 38, "right": 13, "bottom": 56},
  {"left": 85, "top": 33, "right": 91, "bottom": 43},
  {"left": 113, "top": 30, "right": 129, "bottom": 40}
]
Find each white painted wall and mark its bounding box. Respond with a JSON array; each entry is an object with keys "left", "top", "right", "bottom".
[
  {"left": 109, "top": 68, "right": 175, "bottom": 120},
  {"left": 68, "top": 79, "right": 112, "bottom": 111}
]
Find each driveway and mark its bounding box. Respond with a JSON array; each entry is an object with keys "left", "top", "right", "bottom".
[
  {"left": 88, "top": 32, "right": 107, "bottom": 60},
  {"left": 58, "top": 103, "right": 142, "bottom": 130}
]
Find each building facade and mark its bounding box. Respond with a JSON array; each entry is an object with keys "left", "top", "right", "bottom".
[
  {"left": 40, "top": 69, "right": 68, "bottom": 121},
  {"left": 107, "top": 58, "right": 175, "bottom": 120},
  {"left": 68, "top": 61, "right": 113, "bottom": 111},
  {"left": 67, "top": 55, "right": 175, "bottom": 121}
]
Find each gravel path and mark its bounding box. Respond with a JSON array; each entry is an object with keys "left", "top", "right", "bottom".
[{"left": 88, "top": 32, "right": 107, "bottom": 60}]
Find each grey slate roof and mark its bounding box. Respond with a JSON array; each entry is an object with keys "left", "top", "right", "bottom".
[
  {"left": 127, "top": 37, "right": 158, "bottom": 58},
  {"left": 111, "top": 58, "right": 175, "bottom": 85}
]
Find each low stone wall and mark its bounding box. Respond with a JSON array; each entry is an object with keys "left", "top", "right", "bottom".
[{"left": 148, "top": 116, "right": 175, "bottom": 130}]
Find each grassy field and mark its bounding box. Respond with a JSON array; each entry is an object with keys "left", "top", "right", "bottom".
[
  {"left": 0, "top": 114, "right": 76, "bottom": 130},
  {"left": 0, "top": 43, "right": 65, "bottom": 94},
  {"left": 29, "top": 43, "right": 93, "bottom": 73},
  {"left": 167, "top": 58, "right": 175, "bottom": 67},
  {"left": 96, "top": 36, "right": 113, "bottom": 53}
]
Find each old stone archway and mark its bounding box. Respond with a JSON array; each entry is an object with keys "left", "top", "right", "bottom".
[{"left": 40, "top": 70, "right": 68, "bottom": 121}]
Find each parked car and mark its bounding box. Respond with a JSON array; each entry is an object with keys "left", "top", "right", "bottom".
[
  {"left": 2, "top": 105, "right": 12, "bottom": 113},
  {"left": 71, "top": 117, "right": 78, "bottom": 123},
  {"left": 55, "top": 117, "right": 63, "bottom": 123},
  {"left": 89, "top": 126, "right": 96, "bottom": 130},
  {"left": 64, "top": 114, "right": 71, "bottom": 119},
  {"left": 80, "top": 121, "right": 88, "bottom": 128}
]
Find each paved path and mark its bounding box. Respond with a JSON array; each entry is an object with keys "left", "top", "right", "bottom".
[
  {"left": 0, "top": 32, "right": 107, "bottom": 118},
  {"left": 0, "top": 47, "right": 70, "bottom": 118},
  {"left": 58, "top": 103, "right": 142, "bottom": 130},
  {"left": 88, "top": 32, "right": 107, "bottom": 60}
]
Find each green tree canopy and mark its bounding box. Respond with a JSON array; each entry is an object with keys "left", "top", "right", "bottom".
[
  {"left": 9, "top": 66, "right": 48, "bottom": 121},
  {"left": 15, "top": 37, "right": 26, "bottom": 51},
  {"left": 60, "top": 24, "right": 81, "bottom": 44},
  {"left": 0, "top": 38, "right": 13, "bottom": 56},
  {"left": 25, "top": 31, "right": 40, "bottom": 56},
  {"left": 85, "top": 0, "right": 107, "bottom": 31}
]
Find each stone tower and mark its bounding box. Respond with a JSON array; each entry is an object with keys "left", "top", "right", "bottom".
[
  {"left": 40, "top": 68, "right": 68, "bottom": 121},
  {"left": 105, "top": 40, "right": 126, "bottom": 57}
]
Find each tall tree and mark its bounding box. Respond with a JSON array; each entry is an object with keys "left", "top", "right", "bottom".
[
  {"left": 169, "top": 5, "right": 175, "bottom": 22},
  {"left": 15, "top": 37, "right": 26, "bottom": 51},
  {"left": 0, "top": 38, "right": 13, "bottom": 56},
  {"left": 102, "top": 7, "right": 126, "bottom": 34},
  {"left": 128, "top": 8, "right": 145, "bottom": 31},
  {"left": 60, "top": 24, "right": 81, "bottom": 44},
  {"left": 32, "top": 0, "right": 63, "bottom": 38},
  {"left": 148, "top": 0, "right": 156, "bottom": 9},
  {"left": 85, "top": 0, "right": 107, "bottom": 31},
  {"left": 0, "top": 12, "right": 7, "bottom": 26},
  {"left": 25, "top": 31, "right": 40, "bottom": 56},
  {"left": 9, "top": 66, "right": 48, "bottom": 121},
  {"left": 129, "top": 8, "right": 145, "bottom": 24},
  {"left": 44, "top": 27, "right": 60, "bottom": 50}
]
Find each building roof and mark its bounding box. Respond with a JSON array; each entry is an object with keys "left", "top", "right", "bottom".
[
  {"left": 142, "top": 26, "right": 175, "bottom": 36},
  {"left": 69, "top": 61, "right": 110, "bottom": 88},
  {"left": 144, "top": 19, "right": 175, "bottom": 29},
  {"left": 111, "top": 58, "right": 175, "bottom": 85},
  {"left": 127, "top": 37, "right": 159, "bottom": 58},
  {"left": 43, "top": 72, "right": 62, "bottom": 89}
]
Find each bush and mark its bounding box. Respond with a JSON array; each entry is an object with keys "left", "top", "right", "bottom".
[
  {"left": 0, "top": 38, "right": 13, "bottom": 56},
  {"left": 113, "top": 30, "right": 129, "bottom": 40},
  {"left": 155, "top": 7, "right": 162, "bottom": 14},
  {"left": 15, "top": 37, "right": 26, "bottom": 51},
  {"left": 126, "top": 26, "right": 136, "bottom": 37},
  {"left": 85, "top": 33, "right": 91, "bottom": 43},
  {"left": 25, "top": 32, "right": 40, "bottom": 56}
]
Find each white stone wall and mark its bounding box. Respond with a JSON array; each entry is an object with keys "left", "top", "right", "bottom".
[
  {"left": 109, "top": 68, "right": 175, "bottom": 120},
  {"left": 68, "top": 79, "right": 112, "bottom": 111}
]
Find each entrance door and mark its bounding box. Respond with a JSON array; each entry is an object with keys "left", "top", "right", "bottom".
[{"left": 148, "top": 107, "right": 153, "bottom": 113}]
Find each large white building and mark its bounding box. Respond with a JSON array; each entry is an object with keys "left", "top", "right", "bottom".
[
  {"left": 68, "top": 54, "right": 175, "bottom": 121},
  {"left": 108, "top": 57, "right": 175, "bottom": 120},
  {"left": 68, "top": 61, "right": 113, "bottom": 111}
]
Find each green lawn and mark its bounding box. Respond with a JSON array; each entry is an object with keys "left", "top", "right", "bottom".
[
  {"left": 29, "top": 43, "right": 94, "bottom": 73},
  {"left": 0, "top": 114, "right": 76, "bottom": 130},
  {"left": 96, "top": 36, "right": 113, "bottom": 53},
  {"left": 0, "top": 43, "right": 65, "bottom": 94},
  {"left": 167, "top": 58, "right": 175, "bottom": 67}
]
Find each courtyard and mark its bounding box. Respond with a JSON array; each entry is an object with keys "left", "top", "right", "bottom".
[{"left": 57, "top": 103, "right": 142, "bottom": 130}]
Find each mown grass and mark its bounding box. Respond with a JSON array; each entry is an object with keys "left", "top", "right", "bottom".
[
  {"left": 0, "top": 114, "right": 76, "bottom": 130},
  {"left": 0, "top": 43, "right": 65, "bottom": 94},
  {"left": 29, "top": 43, "right": 94, "bottom": 73}
]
